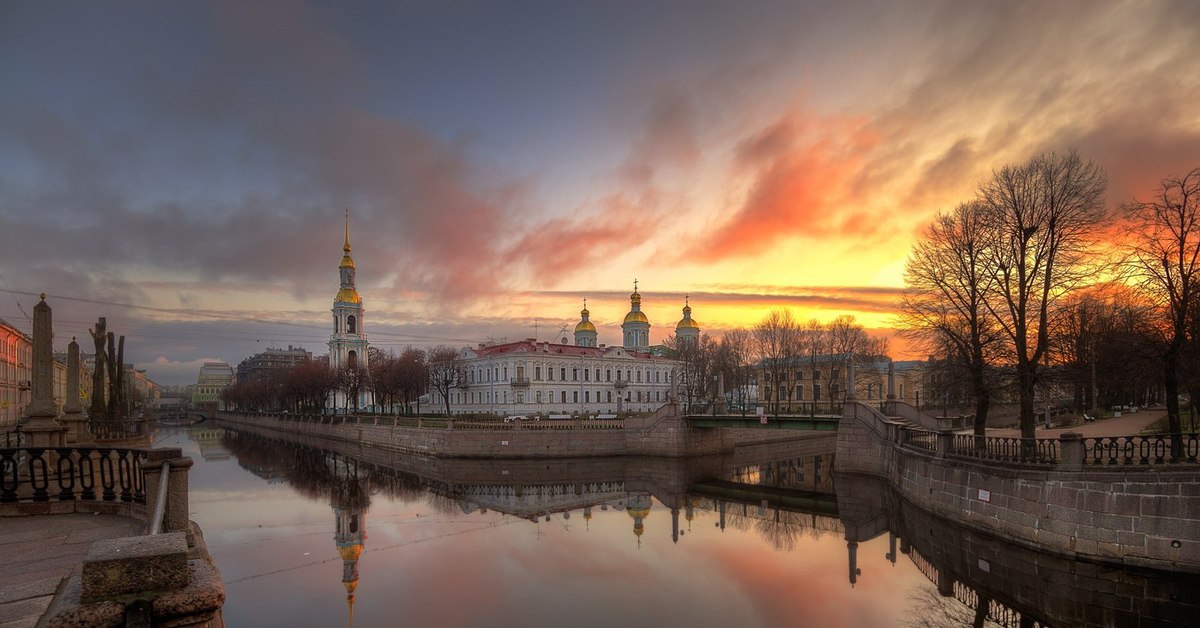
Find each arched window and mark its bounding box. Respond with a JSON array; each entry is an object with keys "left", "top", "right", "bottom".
[
  {"left": 348, "top": 350, "right": 358, "bottom": 369},
  {"left": 347, "top": 315, "right": 357, "bottom": 334}
]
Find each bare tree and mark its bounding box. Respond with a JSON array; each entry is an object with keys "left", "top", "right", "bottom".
[
  {"left": 715, "top": 329, "right": 753, "bottom": 414},
  {"left": 337, "top": 362, "right": 369, "bottom": 413},
  {"left": 427, "top": 345, "right": 464, "bottom": 416},
  {"left": 1128, "top": 167, "right": 1200, "bottom": 456},
  {"left": 397, "top": 347, "right": 428, "bottom": 415},
  {"left": 981, "top": 151, "right": 1108, "bottom": 440},
  {"left": 754, "top": 309, "right": 800, "bottom": 416},
  {"left": 901, "top": 200, "right": 1001, "bottom": 438}
]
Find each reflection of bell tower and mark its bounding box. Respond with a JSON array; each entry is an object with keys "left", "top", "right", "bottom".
[{"left": 332, "top": 460, "right": 369, "bottom": 626}]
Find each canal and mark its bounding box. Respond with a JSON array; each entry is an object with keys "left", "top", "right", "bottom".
[{"left": 158, "top": 424, "right": 1196, "bottom": 627}]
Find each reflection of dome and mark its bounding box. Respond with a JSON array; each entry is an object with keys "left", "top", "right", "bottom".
[
  {"left": 626, "top": 505, "right": 651, "bottom": 520},
  {"left": 338, "top": 543, "right": 363, "bottom": 562}
]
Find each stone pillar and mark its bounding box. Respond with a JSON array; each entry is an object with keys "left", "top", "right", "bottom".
[
  {"left": 671, "top": 507, "right": 680, "bottom": 544},
  {"left": 845, "top": 360, "right": 856, "bottom": 401},
  {"left": 936, "top": 431, "right": 953, "bottom": 458},
  {"left": 22, "top": 295, "right": 67, "bottom": 448},
  {"left": 936, "top": 569, "right": 955, "bottom": 597},
  {"left": 1059, "top": 432, "right": 1085, "bottom": 471},
  {"left": 144, "top": 448, "right": 195, "bottom": 546},
  {"left": 886, "top": 360, "right": 896, "bottom": 400},
  {"left": 62, "top": 336, "right": 88, "bottom": 445},
  {"left": 886, "top": 531, "right": 897, "bottom": 564}
]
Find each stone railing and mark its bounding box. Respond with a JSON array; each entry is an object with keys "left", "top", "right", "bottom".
[
  {"left": 86, "top": 419, "right": 150, "bottom": 442},
  {"left": 235, "top": 411, "right": 626, "bottom": 431}
]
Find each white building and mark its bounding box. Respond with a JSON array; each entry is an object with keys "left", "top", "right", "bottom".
[
  {"left": 444, "top": 288, "right": 696, "bottom": 417},
  {"left": 193, "top": 361, "right": 233, "bottom": 412},
  {"left": 328, "top": 212, "right": 371, "bottom": 410}
]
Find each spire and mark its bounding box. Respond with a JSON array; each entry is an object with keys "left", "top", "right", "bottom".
[{"left": 343, "top": 208, "right": 351, "bottom": 254}]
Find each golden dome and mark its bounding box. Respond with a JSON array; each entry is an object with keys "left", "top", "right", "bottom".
[
  {"left": 575, "top": 320, "right": 597, "bottom": 333},
  {"left": 623, "top": 310, "right": 649, "bottom": 325},
  {"left": 336, "top": 287, "right": 361, "bottom": 304},
  {"left": 676, "top": 317, "right": 699, "bottom": 331},
  {"left": 340, "top": 254, "right": 356, "bottom": 269},
  {"left": 338, "top": 543, "right": 363, "bottom": 561}
]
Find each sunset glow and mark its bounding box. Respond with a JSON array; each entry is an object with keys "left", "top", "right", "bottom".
[{"left": 2, "top": 1, "right": 1199, "bottom": 384}]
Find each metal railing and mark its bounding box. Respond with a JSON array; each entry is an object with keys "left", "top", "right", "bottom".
[
  {"left": 0, "top": 446, "right": 147, "bottom": 504},
  {"left": 899, "top": 428, "right": 937, "bottom": 452},
  {"left": 147, "top": 461, "right": 171, "bottom": 535},
  {"left": 1084, "top": 433, "right": 1200, "bottom": 466},
  {"left": 950, "top": 434, "right": 1059, "bottom": 465}
]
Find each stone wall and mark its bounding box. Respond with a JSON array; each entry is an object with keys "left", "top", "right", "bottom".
[
  {"left": 218, "top": 409, "right": 813, "bottom": 459},
  {"left": 836, "top": 401, "right": 1200, "bottom": 573}
]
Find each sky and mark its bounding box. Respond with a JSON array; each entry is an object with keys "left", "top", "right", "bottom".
[{"left": 2, "top": 0, "right": 1199, "bottom": 385}]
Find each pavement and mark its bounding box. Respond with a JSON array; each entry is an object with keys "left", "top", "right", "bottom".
[
  {"left": 0, "top": 513, "right": 143, "bottom": 628},
  {"left": 982, "top": 407, "right": 1170, "bottom": 439}
]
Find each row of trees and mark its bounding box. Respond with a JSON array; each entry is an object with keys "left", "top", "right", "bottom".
[
  {"left": 221, "top": 345, "right": 468, "bottom": 415},
  {"left": 900, "top": 150, "right": 1199, "bottom": 452},
  {"left": 667, "top": 311, "right": 887, "bottom": 416}
]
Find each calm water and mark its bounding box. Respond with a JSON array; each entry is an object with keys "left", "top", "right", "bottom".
[{"left": 154, "top": 424, "right": 1196, "bottom": 628}]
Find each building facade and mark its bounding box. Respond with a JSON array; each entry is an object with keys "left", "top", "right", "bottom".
[
  {"left": 0, "top": 318, "right": 31, "bottom": 429},
  {"left": 328, "top": 213, "right": 370, "bottom": 410},
  {"left": 193, "top": 361, "right": 234, "bottom": 413},
  {"left": 757, "top": 356, "right": 926, "bottom": 411},
  {"left": 447, "top": 339, "right": 679, "bottom": 416},
  {"left": 237, "top": 346, "right": 313, "bottom": 382}
]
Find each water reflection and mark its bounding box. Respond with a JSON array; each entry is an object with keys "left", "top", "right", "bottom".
[{"left": 184, "top": 425, "right": 1197, "bottom": 627}]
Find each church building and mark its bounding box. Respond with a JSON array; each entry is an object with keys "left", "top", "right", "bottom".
[
  {"left": 328, "top": 212, "right": 371, "bottom": 410},
  {"left": 443, "top": 283, "right": 699, "bottom": 417}
]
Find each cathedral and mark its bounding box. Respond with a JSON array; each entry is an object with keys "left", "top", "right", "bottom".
[
  {"left": 443, "top": 282, "right": 701, "bottom": 417},
  {"left": 329, "top": 212, "right": 371, "bottom": 410}
]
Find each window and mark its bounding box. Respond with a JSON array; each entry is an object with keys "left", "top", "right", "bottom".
[
  {"left": 573, "top": 368, "right": 578, "bottom": 381},
  {"left": 504, "top": 366, "right": 508, "bottom": 379},
  {"left": 814, "top": 384, "right": 822, "bottom": 400},
  {"left": 585, "top": 391, "right": 590, "bottom": 402},
  {"left": 548, "top": 368, "right": 553, "bottom": 381},
  {"left": 573, "top": 391, "right": 578, "bottom": 403},
  {"left": 813, "top": 370, "right": 820, "bottom": 380},
  {"left": 796, "top": 384, "right": 804, "bottom": 400},
  {"left": 637, "top": 371, "right": 642, "bottom": 383},
  {"left": 595, "top": 369, "right": 600, "bottom": 381},
  {"left": 561, "top": 368, "right": 567, "bottom": 380},
  {"left": 535, "top": 366, "right": 542, "bottom": 380},
  {"left": 584, "top": 369, "right": 590, "bottom": 382},
  {"left": 347, "top": 315, "right": 357, "bottom": 333},
  {"left": 606, "top": 369, "right": 612, "bottom": 382},
  {"left": 655, "top": 371, "right": 660, "bottom": 383},
  {"left": 795, "top": 371, "right": 803, "bottom": 381},
  {"left": 561, "top": 391, "right": 567, "bottom": 403},
  {"left": 607, "top": 391, "right": 612, "bottom": 402}
]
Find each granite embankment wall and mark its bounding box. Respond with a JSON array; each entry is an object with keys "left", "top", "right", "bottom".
[
  {"left": 216, "top": 406, "right": 819, "bottom": 459},
  {"left": 836, "top": 401, "right": 1200, "bottom": 573}
]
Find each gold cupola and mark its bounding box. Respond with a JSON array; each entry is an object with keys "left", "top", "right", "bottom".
[
  {"left": 335, "top": 210, "right": 362, "bottom": 304},
  {"left": 676, "top": 295, "right": 699, "bottom": 331},
  {"left": 623, "top": 280, "right": 649, "bottom": 325}
]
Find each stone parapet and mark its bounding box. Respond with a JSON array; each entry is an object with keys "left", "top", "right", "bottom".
[{"left": 837, "top": 401, "right": 1200, "bottom": 573}]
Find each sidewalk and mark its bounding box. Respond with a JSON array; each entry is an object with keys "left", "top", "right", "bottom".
[
  {"left": 983, "top": 407, "right": 1168, "bottom": 439},
  {"left": 0, "top": 513, "right": 143, "bottom": 628}
]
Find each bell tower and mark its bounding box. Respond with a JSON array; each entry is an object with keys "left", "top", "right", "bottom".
[{"left": 329, "top": 210, "right": 369, "bottom": 409}]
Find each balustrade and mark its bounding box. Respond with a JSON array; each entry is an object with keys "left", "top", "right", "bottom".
[
  {"left": 949, "top": 434, "right": 1059, "bottom": 465},
  {"left": 1084, "top": 433, "right": 1200, "bottom": 465},
  {"left": 0, "top": 446, "right": 146, "bottom": 504}
]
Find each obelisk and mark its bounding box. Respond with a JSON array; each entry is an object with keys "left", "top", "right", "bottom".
[
  {"left": 62, "top": 336, "right": 87, "bottom": 444},
  {"left": 22, "top": 294, "right": 67, "bottom": 447}
]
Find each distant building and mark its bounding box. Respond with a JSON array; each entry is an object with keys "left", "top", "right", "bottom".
[
  {"left": 0, "top": 318, "right": 31, "bottom": 429},
  {"left": 757, "top": 355, "right": 926, "bottom": 410},
  {"left": 193, "top": 362, "right": 234, "bottom": 413},
  {"left": 236, "top": 346, "right": 313, "bottom": 382}
]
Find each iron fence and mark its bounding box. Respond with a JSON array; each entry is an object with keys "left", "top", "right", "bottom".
[
  {"left": 900, "top": 428, "right": 937, "bottom": 452},
  {"left": 0, "top": 446, "right": 147, "bottom": 504},
  {"left": 1084, "top": 433, "right": 1200, "bottom": 465},
  {"left": 950, "top": 434, "right": 1059, "bottom": 465}
]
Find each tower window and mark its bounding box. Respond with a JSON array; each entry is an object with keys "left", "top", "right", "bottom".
[
  {"left": 347, "top": 315, "right": 357, "bottom": 334},
  {"left": 348, "top": 350, "right": 358, "bottom": 369}
]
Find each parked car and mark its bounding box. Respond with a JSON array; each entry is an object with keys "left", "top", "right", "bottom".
[{"left": 503, "top": 415, "right": 527, "bottom": 423}]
